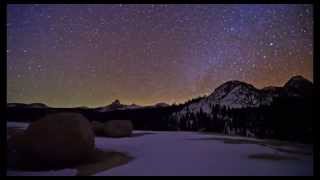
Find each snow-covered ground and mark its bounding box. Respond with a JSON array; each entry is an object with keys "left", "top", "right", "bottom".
[
  {"left": 94, "top": 131, "right": 313, "bottom": 176},
  {"left": 7, "top": 122, "right": 313, "bottom": 176}
]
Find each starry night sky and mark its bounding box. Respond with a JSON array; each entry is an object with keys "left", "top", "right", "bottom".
[{"left": 7, "top": 4, "right": 313, "bottom": 107}]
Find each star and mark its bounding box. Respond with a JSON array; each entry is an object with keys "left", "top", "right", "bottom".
[{"left": 6, "top": 4, "right": 312, "bottom": 107}]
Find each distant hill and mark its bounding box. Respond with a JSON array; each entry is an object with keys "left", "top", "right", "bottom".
[{"left": 7, "top": 103, "right": 49, "bottom": 109}]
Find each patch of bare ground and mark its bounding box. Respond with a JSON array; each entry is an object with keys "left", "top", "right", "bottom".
[{"left": 75, "top": 149, "right": 133, "bottom": 176}]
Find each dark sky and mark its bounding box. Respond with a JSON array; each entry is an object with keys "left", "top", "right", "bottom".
[{"left": 7, "top": 4, "right": 313, "bottom": 107}]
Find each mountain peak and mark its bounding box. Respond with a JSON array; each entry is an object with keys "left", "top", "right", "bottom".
[
  {"left": 284, "top": 75, "right": 313, "bottom": 97},
  {"left": 155, "top": 102, "right": 169, "bottom": 107},
  {"left": 289, "top": 75, "right": 308, "bottom": 81},
  {"left": 111, "top": 99, "right": 121, "bottom": 105},
  {"left": 212, "top": 80, "right": 256, "bottom": 93},
  {"left": 285, "top": 75, "right": 312, "bottom": 86},
  {"left": 29, "top": 103, "right": 48, "bottom": 108},
  {"left": 97, "top": 99, "right": 143, "bottom": 112},
  {"left": 208, "top": 80, "right": 257, "bottom": 101}
]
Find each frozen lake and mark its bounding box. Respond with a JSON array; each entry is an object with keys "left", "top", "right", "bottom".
[{"left": 7, "top": 122, "right": 313, "bottom": 176}]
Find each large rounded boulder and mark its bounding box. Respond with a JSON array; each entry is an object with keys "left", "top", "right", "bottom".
[
  {"left": 103, "top": 120, "right": 133, "bottom": 137},
  {"left": 15, "top": 112, "right": 95, "bottom": 167},
  {"left": 91, "top": 121, "right": 105, "bottom": 136}
]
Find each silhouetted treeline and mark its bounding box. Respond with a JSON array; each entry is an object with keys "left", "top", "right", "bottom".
[
  {"left": 7, "top": 95, "right": 312, "bottom": 143},
  {"left": 7, "top": 104, "right": 185, "bottom": 131},
  {"left": 170, "top": 95, "right": 312, "bottom": 143}
]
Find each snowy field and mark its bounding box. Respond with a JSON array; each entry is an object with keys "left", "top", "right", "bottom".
[{"left": 7, "top": 122, "right": 313, "bottom": 176}]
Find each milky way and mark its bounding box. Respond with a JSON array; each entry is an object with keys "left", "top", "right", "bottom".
[{"left": 7, "top": 4, "right": 313, "bottom": 107}]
